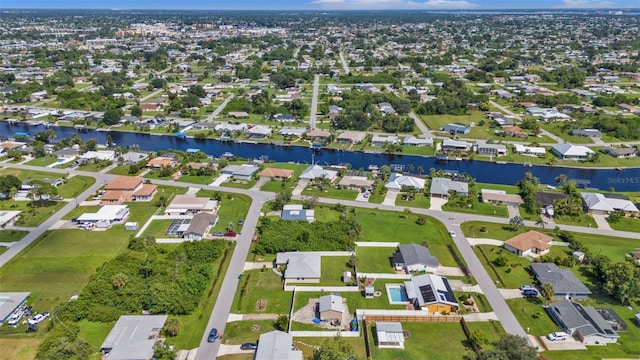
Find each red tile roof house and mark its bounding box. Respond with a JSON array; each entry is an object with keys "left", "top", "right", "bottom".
[
  {"left": 101, "top": 176, "right": 157, "bottom": 205},
  {"left": 503, "top": 230, "right": 553, "bottom": 257}
]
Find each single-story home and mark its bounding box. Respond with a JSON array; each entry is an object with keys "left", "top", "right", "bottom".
[
  {"left": 477, "top": 143, "right": 508, "bottom": 156},
  {"left": 403, "top": 136, "right": 433, "bottom": 147},
  {"left": 514, "top": 144, "right": 546, "bottom": 157},
  {"left": 273, "top": 113, "right": 297, "bottom": 122},
  {"left": 299, "top": 165, "right": 338, "bottom": 181},
  {"left": 571, "top": 129, "right": 602, "bottom": 138},
  {"left": 581, "top": 192, "right": 639, "bottom": 216},
  {"left": 79, "top": 150, "right": 115, "bottom": 162},
  {"left": 378, "top": 102, "right": 396, "bottom": 114},
  {"left": 258, "top": 168, "right": 294, "bottom": 180},
  {"left": 102, "top": 176, "right": 157, "bottom": 204},
  {"left": 535, "top": 191, "right": 570, "bottom": 207},
  {"left": 147, "top": 156, "right": 179, "bottom": 169},
  {"left": 547, "top": 300, "right": 619, "bottom": 345},
  {"left": 443, "top": 123, "right": 470, "bottom": 135},
  {"left": 480, "top": 189, "right": 523, "bottom": 205},
  {"left": 551, "top": 144, "right": 595, "bottom": 160},
  {"left": 384, "top": 173, "right": 425, "bottom": 191},
  {"left": 404, "top": 274, "right": 459, "bottom": 313},
  {"left": 119, "top": 152, "right": 149, "bottom": 164},
  {"left": 318, "top": 294, "right": 344, "bottom": 321},
  {"left": 375, "top": 322, "right": 405, "bottom": 349},
  {"left": 605, "top": 147, "right": 637, "bottom": 158},
  {"left": 182, "top": 213, "right": 218, "bottom": 240},
  {"left": 278, "top": 127, "right": 306, "bottom": 137},
  {"left": 392, "top": 243, "right": 439, "bottom": 273},
  {"left": 0, "top": 210, "right": 21, "bottom": 227},
  {"left": 336, "top": 131, "right": 366, "bottom": 144},
  {"left": 100, "top": 315, "right": 168, "bottom": 360},
  {"left": 306, "top": 129, "right": 331, "bottom": 142},
  {"left": 338, "top": 175, "right": 374, "bottom": 190},
  {"left": 441, "top": 138, "right": 471, "bottom": 152},
  {"left": 221, "top": 164, "right": 259, "bottom": 179},
  {"left": 255, "top": 330, "right": 303, "bottom": 360},
  {"left": 371, "top": 135, "right": 400, "bottom": 147},
  {"left": 275, "top": 252, "right": 321, "bottom": 283},
  {"left": 165, "top": 195, "right": 217, "bottom": 215},
  {"left": 246, "top": 125, "right": 272, "bottom": 139},
  {"left": 281, "top": 204, "right": 315, "bottom": 222},
  {"left": 503, "top": 230, "right": 553, "bottom": 257},
  {"left": 530, "top": 263, "right": 592, "bottom": 299},
  {"left": 76, "top": 205, "right": 130, "bottom": 228},
  {"left": 430, "top": 177, "right": 468, "bottom": 198}
]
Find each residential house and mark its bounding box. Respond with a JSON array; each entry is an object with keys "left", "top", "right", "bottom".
[
  {"left": 258, "top": 168, "right": 294, "bottom": 180},
  {"left": 275, "top": 252, "right": 321, "bottom": 283},
  {"left": 255, "top": 330, "right": 303, "bottom": 360},
  {"left": 514, "top": 144, "right": 546, "bottom": 157},
  {"left": 227, "top": 111, "right": 249, "bottom": 118},
  {"left": 306, "top": 129, "right": 331, "bottom": 143},
  {"left": 442, "top": 123, "right": 470, "bottom": 135},
  {"left": 318, "top": 294, "right": 344, "bottom": 321},
  {"left": 52, "top": 147, "right": 80, "bottom": 159},
  {"left": 147, "top": 156, "right": 179, "bottom": 169},
  {"left": 430, "top": 177, "right": 469, "bottom": 198},
  {"left": 246, "top": 125, "right": 272, "bottom": 139},
  {"left": 480, "top": 189, "right": 524, "bottom": 205},
  {"left": 503, "top": 230, "right": 553, "bottom": 257},
  {"left": 215, "top": 122, "right": 247, "bottom": 135},
  {"left": 392, "top": 243, "right": 439, "bottom": 273},
  {"left": 441, "top": 138, "right": 471, "bottom": 152},
  {"left": 571, "top": 129, "right": 602, "bottom": 138},
  {"left": 378, "top": 102, "right": 396, "bottom": 114},
  {"left": 76, "top": 205, "right": 130, "bottom": 229},
  {"left": 299, "top": 165, "right": 338, "bottom": 181},
  {"left": 79, "top": 150, "right": 115, "bottom": 162},
  {"left": 0, "top": 292, "right": 30, "bottom": 323},
  {"left": 371, "top": 135, "right": 400, "bottom": 147},
  {"left": 476, "top": 143, "right": 508, "bottom": 156},
  {"left": 403, "top": 136, "right": 433, "bottom": 147},
  {"left": 548, "top": 300, "right": 619, "bottom": 345},
  {"left": 278, "top": 127, "right": 306, "bottom": 137},
  {"left": 605, "top": 147, "right": 637, "bottom": 158},
  {"left": 338, "top": 175, "right": 374, "bottom": 190},
  {"left": 336, "top": 131, "right": 366, "bottom": 144},
  {"left": 504, "top": 126, "right": 530, "bottom": 138},
  {"left": 220, "top": 164, "right": 259, "bottom": 179},
  {"left": 581, "top": 192, "right": 639, "bottom": 216},
  {"left": 535, "top": 191, "right": 570, "bottom": 208},
  {"left": 530, "top": 263, "right": 592, "bottom": 299},
  {"left": 100, "top": 315, "right": 168, "bottom": 360},
  {"left": 551, "top": 144, "right": 595, "bottom": 160},
  {"left": 102, "top": 176, "right": 157, "bottom": 204},
  {"left": 182, "top": 213, "right": 218, "bottom": 240},
  {"left": 384, "top": 173, "right": 425, "bottom": 191},
  {"left": 627, "top": 249, "right": 640, "bottom": 266},
  {"left": 403, "top": 274, "right": 459, "bottom": 313},
  {"left": 165, "top": 195, "right": 217, "bottom": 215},
  {"left": 119, "top": 151, "right": 149, "bottom": 164},
  {"left": 618, "top": 103, "right": 639, "bottom": 113},
  {"left": 375, "top": 322, "right": 405, "bottom": 349},
  {"left": 281, "top": 204, "right": 315, "bottom": 222},
  {"left": 273, "top": 113, "right": 296, "bottom": 123},
  {"left": 493, "top": 117, "right": 515, "bottom": 127}
]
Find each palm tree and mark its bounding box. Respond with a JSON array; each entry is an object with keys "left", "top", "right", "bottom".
[
  {"left": 112, "top": 273, "right": 129, "bottom": 290},
  {"left": 406, "top": 164, "right": 414, "bottom": 174},
  {"left": 417, "top": 166, "right": 424, "bottom": 176},
  {"left": 535, "top": 218, "right": 547, "bottom": 230},
  {"left": 165, "top": 318, "right": 182, "bottom": 337},
  {"left": 554, "top": 174, "right": 567, "bottom": 185},
  {"left": 9, "top": 186, "right": 17, "bottom": 208},
  {"left": 509, "top": 216, "right": 524, "bottom": 231},
  {"left": 540, "top": 283, "right": 554, "bottom": 306}
]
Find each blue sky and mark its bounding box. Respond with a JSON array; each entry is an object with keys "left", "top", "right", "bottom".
[{"left": 1, "top": 0, "right": 637, "bottom": 10}]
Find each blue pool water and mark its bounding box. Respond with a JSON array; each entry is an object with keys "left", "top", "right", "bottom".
[
  {"left": 57, "top": 158, "right": 65, "bottom": 163},
  {"left": 389, "top": 286, "right": 407, "bottom": 302}
]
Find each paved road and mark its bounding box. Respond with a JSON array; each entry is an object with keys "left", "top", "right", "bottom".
[
  {"left": 206, "top": 94, "right": 235, "bottom": 122},
  {"left": 408, "top": 111, "right": 432, "bottom": 138},
  {"left": 309, "top": 74, "right": 320, "bottom": 130},
  {"left": 339, "top": 49, "right": 350, "bottom": 75}
]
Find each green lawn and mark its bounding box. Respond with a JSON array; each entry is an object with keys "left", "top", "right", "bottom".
[
  {"left": 107, "top": 165, "right": 143, "bottom": 176},
  {"left": 356, "top": 247, "right": 395, "bottom": 273},
  {"left": 367, "top": 181, "right": 387, "bottom": 204},
  {"left": 506, "top": 297, "right": 558, "bottom": 336},
  {"left": 232, "top": 269, "right": 293, "bottom": 314},
  {"left": 210, "top": 193, "right": 252, "bottom": 233},
  {"left": 473, "top": 245, "right": 532, "bottom": 289},
  {"left": 260, "top": 163, "right": 309, "bottom": 193},
  {"left": 221, "top": 178, "right": 258, "bottom": 189},
  {"left": 178, "top": 174, "right": 216, "bottom": 185},
  {"left": 442, "top": 202, "right": 508, "bottom": 218},
  {"left": 608, "top": 216, "right": 640, "bottom": 233},
  {"left": 552, "top": 214, "right": 597, "bottom": 228},
  {"left": 57, "top": 175, "right": 96, "bottom": 198},
  {"left": 0, "top": 200, "right": 66, "bottom": 227},
  {"left": 77, "top": 320, "right": 115, "bottom": 349},
  {"left": 0, "top": 230, "right": 28, "bottom": 242},
  {"left": 223, "top": 320, "right": 276, "bottom": 344},
  {"left": 476, "top": 182, "right": 520, "bottom": 194},
  {"left": 301, "top": 186, "right": 359, "bottom": 201},
  {"left": 25, "top": 156, "right": 58, "bottom": 167},
  {"left": 76, "top": 162, "right": 111, "bottom": 172},
  {"left": 292, "top": 282, "right": 407, "bottom": 314},
  {"left": 141, "top": 219, "right": 174, "bottom": 238},
  {"left": 0, "top": 168, "right": 62, "bottom": 181},
  {"left": 0, "top": 229, "right": 131, "bottom": 311},
  {"left": 62, "top": 205, "right": 101, "bottom": 220},
  {"left": 369, "top": 322, "right": 476, "bottom": 360},
  {"left": 395, "top": 193, "right": 431, "bottom": 209},
  {"left": 318, "top": 256, "right": 353, "bottom": 286}
]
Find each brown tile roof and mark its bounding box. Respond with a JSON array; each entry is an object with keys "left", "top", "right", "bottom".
[
  {"left": 106, "top": 176, "right": 143, "bottom": 191},
  {"left": 148, "top": 158, "right": 178, "bottom": 168},
  {"left": 504, "top": 230, "right": 553, "bottom": 252},
  {"left": 258, "top": 168, "right": 294, "bottom": 178},
  {"left": 133, "top": 184, "right": 157, "bottom": 197},
  {"left": 481, "top": 192, "right": 524, "bottom": 204}
]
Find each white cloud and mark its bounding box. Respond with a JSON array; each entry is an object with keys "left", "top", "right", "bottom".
[
  {"left": 557, "top": 0, "right": 615, "bottom": 8},
  {"left": 310, "top": 0, "right": 477, "bottom": 10}
]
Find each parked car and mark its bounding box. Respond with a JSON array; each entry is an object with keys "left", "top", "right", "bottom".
[
  {"left": 237, "top": 219, "right": 244, "bottom": 226},
  {"left": 522, "top": 289, "right": 539, "bottom": 298},
  {"left": 240, "top": 342, "right": 257, "bottom": 350},
  {"left": 51, "top": 195, "right": 64, "bottom": 201},
  {"left": 212, "top": 231, "right": 224, "bottom": 236},
  {"left": 207, "top": 328, "right": 218, "bottom": 343},
  {"left": 547, "top": 332, "right": 568, "bottom": 341},
  {"left": 448, "top": 230, "right": 456, "bottom": 237},
  {"left": 28, "top": 312, "right": 49, "bottom": 325},
  {"left": 520, "top": 285, "right": 535, "bottom": 291}
]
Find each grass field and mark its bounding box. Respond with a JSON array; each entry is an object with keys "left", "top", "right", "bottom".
[
  {"left": 356, "top": 247, "right": 396, "bottom": 273},
  {"left": 506, "top": 297, "right": 558, "bottom": 336},
  {"left": 107, "top": 165, "right": 143, "bottom": 176},
  {"left": 473, "top": 245, "right": 532, "bottom": 289},
  {"left": 318, "top": 256, "right": 353, "bottom": 286},
  {"left": 57, "top": 175, "right": 96, "bottom": 198},
  {"left": 223, "top": 320, "right": 276, "bottom": 344},
  {"left": 221, "top": 178, "right": 258, "bottom": 189},
  {"left": 395, "top": 193, "right": 431, "bottom": 209},
  {"left": 176, "top": 174, "right": 216, "bottom": 185},
  {"left": 0, "top": 338, "right": 42, "bottom": 360},
  {"left": 608, "top": 216, "right": 640, "bottom": 233},
  {"left": 25, "top": 155, "right": 58, "bottom": 167},
  {"left": 0, "top": 230, "right": 28, "bottom": 242},
  {"left": 232, "top": 269, "right": 293, "bottom": 314},
  {"left": 301, "top": 186, "right": 359, "bottom": 201},
  {"left": 141, "top": 219, "right": 174, "bottom": 238},
  {"left": 0, "top": 200, "right": 66, "bottom": 227},
  {"left": 552, "top": 214, "right": 597, "bottom": 228},
  {"left": 442, "top": 202, "right": 508, "bottom": 218},
  {"left": 209, "top": 193, "right": 252, "bottom": 234}
]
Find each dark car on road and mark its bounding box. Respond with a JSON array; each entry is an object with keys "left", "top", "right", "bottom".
[
  {"left": 207, "top": 328, "right": 218, "bottom": 342},
  {"left": 240, "top": 343, "right": 257, "bottom": 350},
  {"left": 522, "top": 289, "right": 539, "bottom": 298}
]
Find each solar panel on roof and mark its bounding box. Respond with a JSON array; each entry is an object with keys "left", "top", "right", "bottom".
[{"left": 419, "top": 285, "right": 436, "bottom": 303}]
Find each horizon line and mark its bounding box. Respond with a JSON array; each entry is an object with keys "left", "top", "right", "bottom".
[{"left": 2, "top": 7, "right": 640, "bottom": 11}]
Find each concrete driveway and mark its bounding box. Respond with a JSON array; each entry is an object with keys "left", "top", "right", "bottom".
[
  {"left": 467, "top": 238, "right": 504, "bottom": 246},
  {"left": 499, "top": 289, "right": 528, "bottom": 300},
  {"left": 592, "top": 214, "right": 613, "bottom": 230},
  {"left": 292, "top": 179, "right": 309, "bottom": 196},
  {"left": 210, "top": 174, "right": 231, "bottom": 187},
  {"left": 382, "top": 190, "right": 398, "bottom": 205},
  {"left": 538, "top": 336, "right": 586, "bottom": 351},
  {"left": 429, "top": 197, "right": 447, "bottom": 211}
]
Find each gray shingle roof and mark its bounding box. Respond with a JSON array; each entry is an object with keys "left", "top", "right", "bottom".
[
  {"left": 393, "top": 244, "right": 439, "bottom": 268},
  {"left": 530, "top": 263, "right": 592, "bottom": 295}
]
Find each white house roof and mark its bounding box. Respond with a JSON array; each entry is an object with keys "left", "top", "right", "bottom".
[
  {"left": 581, "top": 193, "right": 639, "bottom": 213},
  {"left": 255, "top": 330, "right": 303, "bottom": 360},
  {"left": 100, "top": 315, "right": 167, "bottom": 360},
  {"left": 552, "top": 144, "right": 595, "bottom": 157},
  {"left": 319, "top": 294, "right": 344, "bottom": 313},
  {"left": 299, "top": 165, "right": 338, "bottom": 180},
  {"left": 384, "top": 173, "right": 425, "bottom": 190},
  {"left": 430, "top": 177, "right": 469, "bottom": 196},
  {"left": 515, "top": 144, "right": 546, "bottom": 154},
  {"left": 77, "top": 205, "right": 129, "bottom": 222}
]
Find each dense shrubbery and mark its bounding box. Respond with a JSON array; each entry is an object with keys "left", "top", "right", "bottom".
[
  {"left": 254, "top": 216, "right": 360, "bottom": 254},
  {"left": 57, "top": 237, "right": 225, "bottom": 323}
]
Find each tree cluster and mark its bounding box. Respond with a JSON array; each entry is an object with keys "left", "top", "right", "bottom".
[{"left": 415, "top": 80, "right": 487, "bottom": 116}]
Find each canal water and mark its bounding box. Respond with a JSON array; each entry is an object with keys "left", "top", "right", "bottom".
[{"left": 2, "top": 122, "right": 639, "bottom": 191}]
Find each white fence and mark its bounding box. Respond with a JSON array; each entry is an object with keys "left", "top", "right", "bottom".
[
  {"left": 354, "top": 242, "right": 399, "bottom": 247},
  {"left": 288, "top": 331, "right": 360, "bottom": 337},
  {"left": 357, "top": 273, "right": 411, "bottom": 280},
  {"left": 284, "top": 285, "right": 361, "bottom": 292}
]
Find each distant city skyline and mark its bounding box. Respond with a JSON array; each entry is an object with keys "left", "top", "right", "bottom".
[{"left": 1, "top": 0, "right": 639, "bottom": 10}]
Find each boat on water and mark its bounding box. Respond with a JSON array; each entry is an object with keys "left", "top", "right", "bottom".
[
  {"left": 368, "top": 165, "right": 379, "bottom": 171},
  {"left": 221, "top": 152, "right": 234, "bottom": 159}
]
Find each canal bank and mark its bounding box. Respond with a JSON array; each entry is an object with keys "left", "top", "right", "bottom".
[{"left": 1, "top": 122, "right": 639, "bottom": 191}]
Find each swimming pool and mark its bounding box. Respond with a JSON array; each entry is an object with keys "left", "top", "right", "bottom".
[{"left": 386, "top": 284, "right": 408, "bottom": 304}]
